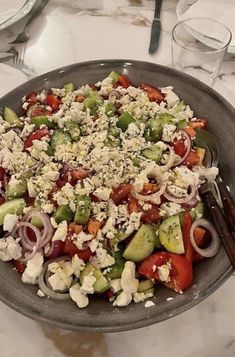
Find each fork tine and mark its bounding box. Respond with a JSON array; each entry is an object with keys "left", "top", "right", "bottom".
[{"left": 18, "top": 45, "right": 26, "bottom": 67}]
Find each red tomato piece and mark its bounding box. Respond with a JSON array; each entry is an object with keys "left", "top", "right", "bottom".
[
  {"left": 70, "top": 169, "right": 89, "bottom": 185},
  {"left": 64, "top": 238, "right": 93, "bottom": 261},
  {"left": 128, "top": 196, "right": 142, "bottom": 214},
  {"left": 165, "top": 253, "right": 193, "bottom": 292},
  {"left": 138, "top": 252, "right": 168, "bottom": 280},
  {"left": 24, "top": 128, "right": 51, "bottom": 151},
  {"left": 117, "top": 74, "right": 132, "bottom": 88},
  {"left": 30, "top": 105, "right": 52, "bottom": 118},
  {"left": 25, "top": 91, "right": 38, "bottom": 104},
  {"left": 90, "top": 193, "right": 100, "bottom": 203},
  {"left": 189, "top": 119, "right": 208, "bottom": 129},
  {"left": 106, "top": 289, "right": 114, "bottom": 299},
  {"left": 141, "top": 204, "right": 161, "bottom": 224},
  {"left": 138, "top": 252, "right": 193, "bottom": 293},
  {"left": 184, "top": 149, "right": 200, "bottom": 168},
  {"left": 110, "top": 183, "right": 133, "bottom": 205},
  {"left": 140, "top": 83, "right": 165, "bottom": 103},
  {"left": 46, "top": 94, "right": 61, "bottom": 112},
  {"left": 140, "top": 183, "right": 159, "bottom": 195},
  {"left": 13, "top": 260, "right": 26, "bottom": 273},
  {"left": 173, "top": 138, "right": 187, "bottom": 157},
  {"left": 182, "top": 211, "right": 194, "bottom": 263},
  {"left": 23, "top": 194, "right": 35, "bottom": 206}
]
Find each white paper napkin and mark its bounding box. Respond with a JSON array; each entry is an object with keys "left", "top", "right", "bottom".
[
  {"left": 179, "top": 0, "right": 235, "bottom": 52},
  {"left": 0, "top": 0, "right": 26, "bottom": 25}
]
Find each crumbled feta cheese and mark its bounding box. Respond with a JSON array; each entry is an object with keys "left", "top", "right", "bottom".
[
  {"left": 52, "top": 221, "right": 67, "bottom": 242},
  {"left": 125, "top": 212, "right": 142, "bottom": 235},
  {"left": 69, "top": 283, "right": 89, "bottom": 308},
  {"left": 73, "top": 231, "right": 93, "bottom": 250},
  {"left": 133, "top": 292, "right": 149, "bottom": 303},
  {"left": 37, "top": 289, "right": 45, "bottom": 298},
  {"left": 160, "top": 202, "right": 183, "bottom": 217},
  {"left": 144, "top": 300, "right": 155, "bottom": 308},
  {"left": 93, "top": 187, "right": 111, "bottom": 201},
  {"left": 113, "top": 291, "right": 132, "bottom": 307},
  {"left": 22, "top": 252, "right": 44, "bottom": 285},
  {"left": 3, "top": 213, "right": 18, "bottom": 232},
  {"left": 48, "top": 268, "right": 73, "bottom": 291},
  {"left": 80, "top": 274, "right": 96, "bottom": 294},
  {"left": 94, "top": 246, "right": 115, "bottom": 268},
  {"left": 158, "top": 263, "right": 171, "bottom": 282},
  {"left": 166, "top": 297, "right": 174, "bottom": 301},
  {"left": 88, "top": 238, "right": 99, "bottom": 253},
  {"left": 110, "top": 279, "right": 122, "bottom": 293},
  {"left": 50, "top": 217, "right": 58, "bottom": 228},
  {"left": 20, "top": 123, "right": 35, "bottom": 140},
  {"left": 0, "top": 236, "right": 22, "bottom": 261},
  {"left": 161, "top": 87, "right": 179, "bottom": 107},
  {"left": 174, "top": 166, "right": 199, "bottom": 188},
  {"left": 162, "top": 124, "right": 176, "bottom": 142},
  {"left": 71, "top": 254, "right": 85, "bottom": 277},
  {"left": 121, "top": 261, "right": 138, "bottom": 294}
]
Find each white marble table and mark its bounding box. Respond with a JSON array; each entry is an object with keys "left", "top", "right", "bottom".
[{"left": 0, "top": 1, "right": 235, "bottom": 356}]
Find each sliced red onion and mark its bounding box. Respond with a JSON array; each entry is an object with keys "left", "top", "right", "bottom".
[
  {"left": 182, "top": 195, "right": 199, "bottom": 209},
  {"left": 38, "top": 256, "right": 73, "bottom": 300},
  {"left": 163, "top": 185, "right": 197, "bottom": 204},
  {"left": 172, "top": 130, "right": 192, "bottom": 167},
  {"left": 160, "top": 146, "right": 176, "bottom": 173},
  {"left": 134, "top": 182, "right": 167, "bottom": 205},
  {"left": 190, "top": 218, "right": 220, "bottom": 257}
]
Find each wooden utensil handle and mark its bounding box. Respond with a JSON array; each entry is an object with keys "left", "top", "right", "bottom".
[
  {"left": 202, "top": 190, "right": 235, "bottom": 268},
  {"left": 218, "top": 180, "right": 235, "bottom": 231}
]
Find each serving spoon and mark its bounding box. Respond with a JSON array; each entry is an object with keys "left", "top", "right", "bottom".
[{"left": 195, "top": 128, "right": 235, "bottom": 267}]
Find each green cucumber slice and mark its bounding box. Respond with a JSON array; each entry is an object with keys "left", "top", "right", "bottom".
[
  {"left": 159, "top": 214, "right": 185, "bottom": 254},
  {"left": 80, "top": 263, "right": 109, "bottom": 293},
  {"left": 0, "top": 199, "right": 26, "bottom": 225},
  {"left": 3, "top": 107, "right": 23, "bottom": 128},
  {"left": 123, "top": 224, "right": 155, "bottom": 262},
  {"left": 31, "top": 116, "right": 55, "bottom": 129}
]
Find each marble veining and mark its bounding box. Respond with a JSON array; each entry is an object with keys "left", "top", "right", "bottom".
[{"left": 0, "top": 1, "right": 235, "bottom": 356}]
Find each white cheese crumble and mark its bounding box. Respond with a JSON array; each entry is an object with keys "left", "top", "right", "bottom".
[
  {"left": 162, "top": 124, "right": 176, "bottom": 142},
  {"left": 158, "top": 263, "right": 171, "bottom": 282},
  {"left": 52, "top": 221, "right": 67, "bottom": 242},
  {"left": 121, "top": 261, "right": 138, "bottom": 295},
  {"left": 113, "top": 291, "right": 132, "bottom": 307},
  {"left": 110, "top": 279, "right": 122, "bottom": 293},
  {"left": 71, "top": 254, "right": 85, "bottom": 277},
  {"left": 80, "top": 274, "right": 96, "bottom": 294},
  {"left": 160, "top": 202, "right": 183, "bottom": 217},
  {"left": 3, "top": 214, "right": 18, "bottom": 232},
  {"left": 22, "top": 252, "right": 44, "bottom": 285},
  {"left": 69, "top": 283, "right": 89, "bottom": 308},
  {"left": 72, "top": 231, "right": 93, "bottom": 250},
  {"left": 144, "top": 300, "right": 155, "bottom": 308},
  {"left": 0, "top": 236, "right": 22, "bottom": 261}
]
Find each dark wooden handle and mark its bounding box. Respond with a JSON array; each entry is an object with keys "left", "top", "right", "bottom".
[
  {"left": 218, "top": 180, "right": 235, "bottom": 231},
  {"left": 201, "top": 190, "right": 235, "bottom": 268}
]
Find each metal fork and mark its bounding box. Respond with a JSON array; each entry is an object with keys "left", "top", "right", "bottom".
[
  {"left": 9, "top": 0, "right": 49, "bottom": 44},
  {"left": 12, "top": 45, "right": 26, "bottom": 67}
]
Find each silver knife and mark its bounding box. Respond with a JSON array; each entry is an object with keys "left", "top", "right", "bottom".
[{"left": 149, "top": 0, "right": 162, "bottom": 54}]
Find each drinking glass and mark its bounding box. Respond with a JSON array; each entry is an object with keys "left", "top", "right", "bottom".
[{"left": 171, "top": 17, "right": 232, "bottom": 86}]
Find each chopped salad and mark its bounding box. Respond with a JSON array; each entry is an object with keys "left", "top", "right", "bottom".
[{"left": 0, "top": 71, "right": 220, "bottom": 308}]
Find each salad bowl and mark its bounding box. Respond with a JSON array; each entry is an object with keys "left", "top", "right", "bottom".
[{"left": 0, "top": 59, "right": 234, "bottom": 332}]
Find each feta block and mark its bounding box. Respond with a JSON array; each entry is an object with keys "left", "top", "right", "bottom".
[
  {"left": 0, "top": 236, "right": 22, "bottom": 261},
  {"left": 121, "top": 261, "right": 138, "bottom": 294},
  {"left": 52, "top": 221, "right": 68, "bottom": 242},
  {"left": 80, "top": 274, "right": 96, "bottom": 294},
  {"left": 22, "top": 252, "right": 44, "bottom": 285},
  {"left": 113, "top": 291, "right": 132, "bottom": 307},
  {"left": 69, "top": 283, "right": 89, "bottom": 308},
  {"left": 3, "top": 213, "right": 18, "bottom": 232}
]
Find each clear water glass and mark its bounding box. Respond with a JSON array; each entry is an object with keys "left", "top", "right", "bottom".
[{"left": 171, "top": 17, "right": 232, "bottom": 86}]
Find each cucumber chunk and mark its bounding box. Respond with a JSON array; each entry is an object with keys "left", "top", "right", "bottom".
[
  {"left": 159, "top": 214, "right": 185, "bottom": 254},
  {"left": 65, "top": 120, "right": 80, "bottom": 141},
  {"left": 144, "top": 117, "right": 163, "bottom": 142},
  {"left": 50, "top": 130, "right": 72, "bottom": 152},
  {"left": 105, "top": 246, "right": 125, "bottom": 279},
  {"left": 117, "top": 112, "right": 135, "bottom": 131},
  {"left": 80, "top": 263, "right": 109, "bottom": 293},
  {"left": 190, "top": 201, "right": 205, "bottom": 221},
  {"left": 105, "top": 102, "right": 116, "bottom": 117},
  {"left": 123, "top": 224, "right": 155, "bottom": 262},
  {"left": 31, "top": 116, "right": 55, "bottom": 129},
  {"left": 141, "top": 145, "right": 163, "bottom": 163},
  {"left": 3, "top": 107, "right": 23, "bottom": 128},
  {"left": 5, "top": 181, "right": 27, "bottom": 199},
  {"left": 109, "top": 71, "right": 120, "bottom": 84},
  {"left": 137, "top": 280, "right": 154, "bottom": 293},
  {"left": 63, "top": 82, "right": 75, "bottom": 93},
  {"left": 74, "top": 195, "right": 91, "bottom": 225},
  {"left": 83, "top": 91, "right": 102, "bottom": 115},
  {"left": 53, "top": 205, "right": 74, "bottom": 224},
  {"left": 31, "top": 216, "right": 44, "bottom": 227},
  {"left": 0, "top": 199, "right": 26, "bottom": 225}
]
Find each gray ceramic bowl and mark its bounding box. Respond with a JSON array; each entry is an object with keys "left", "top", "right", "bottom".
[{"left": 0, "top": 60, "right": 234, "bottom": 332}]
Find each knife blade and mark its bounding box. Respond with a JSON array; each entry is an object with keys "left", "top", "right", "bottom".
[{"left": 149, "top": 0, "right": 162, "bottom": 54}]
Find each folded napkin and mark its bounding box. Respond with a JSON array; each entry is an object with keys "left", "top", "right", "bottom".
[
  {"left": 179, "top": 0, "right": 235, "bottom": 52},
  {"left": 0, "top": 0, "right": 25, "bottom": 25}
]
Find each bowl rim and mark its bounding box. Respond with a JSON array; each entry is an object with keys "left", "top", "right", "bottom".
[{"left": 0, "top": 59, "right": 234, "bottom": 332}]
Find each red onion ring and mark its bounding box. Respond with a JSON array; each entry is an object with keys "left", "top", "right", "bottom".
[
  {"left": 172, "top": 130, "right": 192, "bottom": 167},
  {"left": 182, "top": 195, "right": 199, "bottom": 209},
  {"left": 134, "top": 182, "right": 167, "bottom": 205},
  {"left": 163, "top": 185, "right": 197, "bottom": 204},
  {"left": 190, "top": 218, "right": 220, "bottom": 257}
]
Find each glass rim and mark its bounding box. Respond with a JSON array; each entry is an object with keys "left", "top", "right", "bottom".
[{"left": 172, "top": 17, "right": 232, "bottom": 54}]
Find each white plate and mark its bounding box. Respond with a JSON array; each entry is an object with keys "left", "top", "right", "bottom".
[
  {"left": 0, "top": 0, "right": 37, "bottom": 31},
  {"left": 176, "top": 0, "right": 235, "bottom": 54}
]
